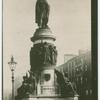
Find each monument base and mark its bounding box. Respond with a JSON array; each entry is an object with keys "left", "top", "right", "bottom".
[{"left": 18, "top": 95, "right": 79, "bottom": 100}]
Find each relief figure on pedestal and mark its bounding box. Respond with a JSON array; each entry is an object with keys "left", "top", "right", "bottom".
[
  {"left": 42, "top": 42, "right": 51, "bottom": 65},
  {"left": 49, "top": 45, "right": 57, "bottom": 65}
]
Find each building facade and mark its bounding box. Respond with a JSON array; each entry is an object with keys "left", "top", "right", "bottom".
[{"left": 57, "top": 51, "right": 91, "bottom": 100}]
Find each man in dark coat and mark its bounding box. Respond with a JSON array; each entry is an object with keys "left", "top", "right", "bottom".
[{"left": 35, "top": 0, "right": 50, "bottom": 28}]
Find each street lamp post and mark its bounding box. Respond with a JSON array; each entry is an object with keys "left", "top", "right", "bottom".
[{"left": 8, "top": 56, "right": 17, "bottom": 100}]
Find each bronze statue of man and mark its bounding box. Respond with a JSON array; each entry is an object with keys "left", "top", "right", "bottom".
[{"left": 35, "top": 0, "right": 50, "bottom": 28}]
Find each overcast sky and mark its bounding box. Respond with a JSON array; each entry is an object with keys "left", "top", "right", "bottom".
[{"left": 3, "top": 0, "right": 91, "bottom": 99}]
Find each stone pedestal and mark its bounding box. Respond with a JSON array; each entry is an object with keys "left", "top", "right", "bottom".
[
  {"left": 20, "top": 95, "right": 79, "bottom": 100},
  {"left": 15, "top": 27, "right": 79, "bottom": 100}
]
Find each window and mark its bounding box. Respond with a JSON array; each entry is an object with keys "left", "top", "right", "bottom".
[{"left": 85, "top": 65, "right": 88, "bottom": 71}]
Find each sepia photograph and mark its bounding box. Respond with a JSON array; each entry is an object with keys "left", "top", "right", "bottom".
[{"left": 3, "top": 0, "right": 97, "bottom": 100}]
